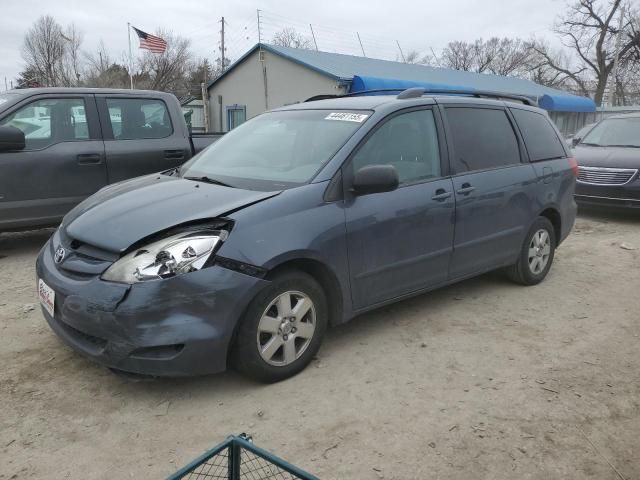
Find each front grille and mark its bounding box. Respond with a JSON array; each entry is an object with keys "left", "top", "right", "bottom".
[{"left": 577, "top": 166, "right": 638, "bottom": 186}]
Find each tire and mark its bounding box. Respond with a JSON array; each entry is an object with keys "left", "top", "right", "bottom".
[
  {"left": 505, "top": 217, "right": 556, "bottom": 286},
  {"left": 231, "top": 269, "right": 328, "bottom": 383}
]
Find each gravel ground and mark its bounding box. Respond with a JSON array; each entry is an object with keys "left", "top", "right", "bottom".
[{"left": 1, "top": 209, "right": 639, "bottom": 480}]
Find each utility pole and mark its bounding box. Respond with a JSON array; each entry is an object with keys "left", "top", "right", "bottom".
[
  {"left": 219, "top": 17, "right": 226, "bottom": 72},
  {"left": 202, "top": 59, "right": 210, "bottom": 132},
  {"left": 356, "top": 32, "right": 366, "bottom": 57},
  {"left": 309, "top": 24, "right": 318, "bottom": 51},
  {"left": 257, "top": 9, "right": 268, "bottom": 109},
  {"left": 607, "top": 4, "right": 626, "bottom": 107},
  {"left": 257, "top": 9, "right": 262, "bottom": 44},
  {"left": 396, "top": 40, "right": 406, "bottom": 63}
]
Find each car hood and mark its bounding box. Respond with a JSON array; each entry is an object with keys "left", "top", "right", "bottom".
[
  {"left": 573, "top": 145, "right": 640, "bottom": 169},
  {"left": 63, "top": 174, "right": 281, "bottom": 252}
]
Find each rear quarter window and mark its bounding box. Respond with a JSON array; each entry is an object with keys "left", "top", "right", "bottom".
[{"left": 511, "top": 108, "right": 566, "bottom": 161}]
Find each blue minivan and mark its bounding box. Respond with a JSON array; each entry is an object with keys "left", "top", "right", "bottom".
[{"left": 36, "top": 89, "right": 577, "bottom": 382}]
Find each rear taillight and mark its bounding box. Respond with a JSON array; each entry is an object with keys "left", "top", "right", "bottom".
[{"left": 568, "top": 157, "right": 578, "bottom": 177}]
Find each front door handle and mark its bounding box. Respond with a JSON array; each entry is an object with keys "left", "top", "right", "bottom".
[
  {"left": 432, "top": 189, "right": 452, "bottom": 201},
  {"left": 164, "top": 149, "right": 185, "bottom": 161},
  {"left": 456, "top": 183, "right": 476, "bottom": 195},
  {"left": 77, "top": 154, "right": 102, "bottom": 165}
]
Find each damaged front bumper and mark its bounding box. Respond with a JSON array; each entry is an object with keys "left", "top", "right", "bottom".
[{"left": 36, "top": 235, "right": 269, "bottom": 377}]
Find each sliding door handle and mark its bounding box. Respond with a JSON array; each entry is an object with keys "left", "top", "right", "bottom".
[
  {"left": 456, "top": 183, "right": 475, "bottom": 195},
  {"left": 432, "top": 189, "right": 452, "bottom": 201}
]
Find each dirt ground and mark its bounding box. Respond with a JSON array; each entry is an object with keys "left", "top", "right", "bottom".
[{"left": 1, "top": 209, "right": 639, "bottom": 480}]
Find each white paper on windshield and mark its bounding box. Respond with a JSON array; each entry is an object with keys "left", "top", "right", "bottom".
[{"left": 324, "top": 112, "right": 369, "bottom": 123}]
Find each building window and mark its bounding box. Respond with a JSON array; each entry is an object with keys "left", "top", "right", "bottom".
[{"left": 226, "top": 105, "right": 246, "bottom": 131}]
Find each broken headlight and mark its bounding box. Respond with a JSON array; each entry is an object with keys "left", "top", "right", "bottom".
[{"left": 101, "top": 230, "right": 227, "bottom": 283}]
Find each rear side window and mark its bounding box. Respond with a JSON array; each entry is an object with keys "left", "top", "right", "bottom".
[
  {"left": 446, "top": 107, "right": 520, "bottom": 173},
  {"left": 511, "top": 108, "right": 566, "bottom": 161},
  {"left": 105, "top": 98, "right": 173, "bottom": 140}
]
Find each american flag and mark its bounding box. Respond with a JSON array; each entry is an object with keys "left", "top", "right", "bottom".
[{"left": 132, "top": 27, "right": 167, "bottom": 54}]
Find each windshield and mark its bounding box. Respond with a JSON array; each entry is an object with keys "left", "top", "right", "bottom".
[
  {"left": 179, "top": 109, "right": 370, "bottom": 190},
  {"left": 581, "top": 117, "right": 640, "bottom": 147}
]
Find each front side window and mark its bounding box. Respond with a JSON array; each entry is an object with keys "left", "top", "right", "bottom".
[
  {"left": 180, "top": 109, "right": 369, "bottom": 190},
  {"left": 511, "top": 108, "right": 566, "bottom": 161},
  {"left": 446, "top": 107, "right": 521, "bottom": 173},
  {"left": 351, "top": 109, "right": 441, "bottom": 185},
  {"left": 581, "top": 116, "right": 640, "bottom": 148},
  {"left": 0, "top": 97, "right": 88, "bottom": 150},
  {"left": 106, "top": 98, "right": 173, "bottom": 140}
]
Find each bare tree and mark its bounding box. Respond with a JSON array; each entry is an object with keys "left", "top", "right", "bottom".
[
  {"left": 487, "top": 38, "right": 533, "bottom": 76},
  {"left": 84, "top": 42, "right": 130, "bottom": 89},
  {"left": 62, "top": 24, "right": 83, "bottom": 85},
  {"left": 403, "top": 50, "right": 430, "bottom": 64},
  {"left": 436, "top": 38, "right": 533, "bottom": 76},
  {"left": 271, "top": 28, "right": 313, "bottom": 49},
  {"left": 531, "top": 0, "right": 640, "bottom": 105},
  {"left": 21, "top": 15, "right": 85, "bottom": 87},
  {"left": 439, "top": 41, "right": 476, "bottom": 71},
  {"left": 22, "top": 16, "right": 66, "bottom": 86}
]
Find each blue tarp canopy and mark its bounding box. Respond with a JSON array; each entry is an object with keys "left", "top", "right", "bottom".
[
  {"left": 349, "top": 75, "right": 596, "bottom": 113},
  {"left": 350, "top": 75, "right": 471, "bottom": 94},
  {"left": 539, "top": 94, "right": 595, "bottom": 112}
]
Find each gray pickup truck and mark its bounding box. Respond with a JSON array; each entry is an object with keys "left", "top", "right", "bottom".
[{"left": 0, "top": 88, "right": 222, "bottom": 232}]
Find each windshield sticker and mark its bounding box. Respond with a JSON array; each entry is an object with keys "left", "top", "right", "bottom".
[{"left": 325, "top": 112, "right": 369, "bottom": 123}]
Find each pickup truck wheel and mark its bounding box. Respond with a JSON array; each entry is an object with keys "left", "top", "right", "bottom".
[
  {"left": 506, "top": 217, "right": 556, "bottom": 286},
  {"left": 231, "top": 270, "right": 327, "bottom": 383}
]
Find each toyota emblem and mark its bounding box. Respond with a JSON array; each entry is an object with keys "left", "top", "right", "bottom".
[{"left": 54, "top": 246, "right": 66, "bottom": 264}]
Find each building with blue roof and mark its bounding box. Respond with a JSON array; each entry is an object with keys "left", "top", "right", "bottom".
[{"left": 206, "top": 43, "right": 595, "bottom": 133}]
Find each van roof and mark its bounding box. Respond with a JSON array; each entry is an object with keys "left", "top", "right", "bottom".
[{"left": 276, "top": 93, "right": 543, "bottom": 113}]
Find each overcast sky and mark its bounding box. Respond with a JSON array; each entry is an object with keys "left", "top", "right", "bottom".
[{"left": 1, "top": 0, "right": 566, "bottom": 88}]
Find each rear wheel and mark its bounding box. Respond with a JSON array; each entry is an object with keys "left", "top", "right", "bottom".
[
  {"left": 231, "top": 270, "right": 327, "bottom": 383},
  {"left": 506, "top": 217, "right": 556, "bottom": 285}
]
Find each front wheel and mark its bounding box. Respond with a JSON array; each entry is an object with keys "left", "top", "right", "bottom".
[
  {"left": 506, "top": 217, "right": 556, "bottom": 286},
  {"left": 231, "top": 270, "right": 327, "bottom": 383}
]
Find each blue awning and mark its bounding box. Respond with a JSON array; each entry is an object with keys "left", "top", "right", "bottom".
[
  {"left": 538, "top": 94, "right": 596, "bottom": 113},
  {"left": 350, "top": 75, "right": 471, "bottom": 94}
]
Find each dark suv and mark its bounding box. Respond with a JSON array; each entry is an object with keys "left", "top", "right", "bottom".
[{"left": 36, "top": 89, "right": 577, "bottom": 382}]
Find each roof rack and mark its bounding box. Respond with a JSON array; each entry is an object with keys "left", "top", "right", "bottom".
[
  {"left": 304, "top": 87, "right": 536, "bottom": 106},
  {"left": 305, "top": 89, "right": 407, "bottom": 102},
  {"left": 396, "top": 87, "right": 535, "bottom": 106}
]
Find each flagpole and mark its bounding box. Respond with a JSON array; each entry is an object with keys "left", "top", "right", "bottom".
[{"left": 127, "top": 22, "right": 133, "bottom": 89}]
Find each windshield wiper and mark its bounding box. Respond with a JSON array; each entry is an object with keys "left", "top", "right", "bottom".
[
  {"left": 183, "top": 176, "right": 234, "bottom": 188},
  {"left": 580, "top": 142, "right": 602, "bottom": 147},
  {"left": 605, "top": 144, "right": 640, "bottom": 148}
]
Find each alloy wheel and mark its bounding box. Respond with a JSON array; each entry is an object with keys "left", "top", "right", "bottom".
[
  {"left": 528, "top": 229, "right": 551, "bottom": 275},
  {"left": 256, "top": 291, "right": 316, "bottom": 366}
]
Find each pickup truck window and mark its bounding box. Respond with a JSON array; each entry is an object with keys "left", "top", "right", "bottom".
[
  {"left": 106, "top": 98, "right": 173, "bottom": 140},
  {"left": 0, "top": 98, "right": 88, "bottom": 150}
]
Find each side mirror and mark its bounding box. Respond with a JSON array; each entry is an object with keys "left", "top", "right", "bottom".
[
  {"left": 571, "top": 136, "right": 581, "bottom": 147},
  {"left": 0, "top": 126, "right": 26, "bottom": 152},
  {"left": 352, "top": 165, "right": 399, "bottom": 195}
]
